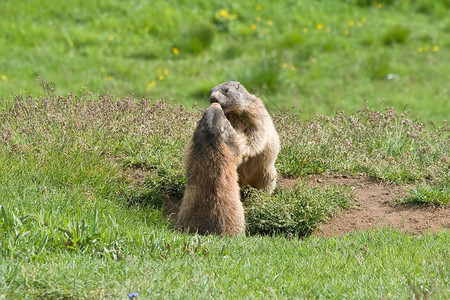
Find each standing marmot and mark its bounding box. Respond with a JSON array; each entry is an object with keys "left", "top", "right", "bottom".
[
  {"left": 210, "top": 81, "right": 280, "bottom": 194},
  {"left": 176, "top": 103, "right": 245, "bottom": 236}
]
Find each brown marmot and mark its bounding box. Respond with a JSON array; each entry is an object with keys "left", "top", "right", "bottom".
[
  {"left": 210, "top": 81, "right": 280, "bottom": 194},
  {"left": 176, "top": 102, "right": 245, "bottom": 236}
]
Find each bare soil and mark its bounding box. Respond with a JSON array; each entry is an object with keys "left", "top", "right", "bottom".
[
  {"left": 160, "top": 172, "right": 449, "bottom": 237},
  {"left": 279, "top": 174, "right": 449, "bottom": 237}
]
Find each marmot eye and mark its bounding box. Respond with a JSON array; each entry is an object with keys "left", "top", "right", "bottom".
[{"left": 223, "top": 87, "right": 229, "bottom": 93}]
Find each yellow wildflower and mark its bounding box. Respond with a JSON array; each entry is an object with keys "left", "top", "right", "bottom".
[
  {"left": 219, "top": 9, "right": 228, "bottom": 18},
  {"left": 282, "top": 63, "right": 288, "bottom": 69},
  {"left": 251, "top": 24, "right": 257, "bottom": 31},
  {"left": 107, "top": 75, "right": 113, "bottom": 80},
  {"left": 316, "top": 24, "right": 323, "bottom": 30},
  {"left": 348, "top": 21, "right": 355, "bottom": 27},
  {"left": 1, "top": 74, "right": 7, "bottom": 81},
  {"left": 256, "top": 16, "right": 262, "bottom": 22},
  {"left": 417, "top": 47, "right": 424, "bottom": 53},
  {"left": 290, "top": 65, "right": 296, "bottom": 71},
  {"left": 146, "top": 80, "right": 156, "bottom": 92},
  {"left": 108, "top": 35, "right": 114, "bottom": 41},
  {"left": 267, "top": 20, "right": 273, "bottom": 26},
  {"left": 256, "top": 5, "right": 262, "bottom": 11},
  {"left": 433, "top": 45, "right": 439, "bottom": 52},
  {"left": 344, "top": 29, "right": 350, "bottom": 36},
  {"left": 164, "top": 69, "right": 169, "bottom": 75},
  {"left": 158, "top": 74, "right": 165, "bottom": 81},
  {"left": 172, "top": 47, "right": 179, "bottom": 55}
]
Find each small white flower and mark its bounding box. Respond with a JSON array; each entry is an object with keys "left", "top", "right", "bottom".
[{"left": 386, "top": 73, "right": 399, "bottom": 80}]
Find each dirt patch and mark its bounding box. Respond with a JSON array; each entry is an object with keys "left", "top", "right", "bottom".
[
  {"left": 283, "top": 173, "right": 449, "bottom": 237},
  {"left": 163, "top": 174, "right": 449, "bottom": 237}
]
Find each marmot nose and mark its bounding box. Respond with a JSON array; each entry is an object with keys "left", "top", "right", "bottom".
[{"left": 210, "top": 95, "right": 219, "bottom": 104}]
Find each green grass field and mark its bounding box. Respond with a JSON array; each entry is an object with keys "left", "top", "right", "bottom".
[
  {"left": 1, "top": 0, "right": 449, "bottom": 121},
  {"left": 1, "top": 91, "right": 448, "bottom": 298},
  {"left": 1, "top": 0, "right": 449, "bottom": 298}
]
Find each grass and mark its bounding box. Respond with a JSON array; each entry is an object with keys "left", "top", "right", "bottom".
[
  {"left": 0, "top": 0, "right": 449, "bottom": 298},
  {"left": 244, "top": 184, "right": 353, "bottom": 237},
  {"left": 1, "top": 0, "right": 449, "bottom": 122},
  {"left": 0, "top": 89, "right": 448, "bottom": 298},
  {"left": 1, "top": 226, "right": 449, "bottom": 298},
  {"left": 277, "top": 106, "right": 449, "bottom": 185},
  {"left": 396, "top": 183, "right": 450, "bottom": 206}
]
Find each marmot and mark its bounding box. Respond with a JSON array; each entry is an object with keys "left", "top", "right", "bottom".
[
  {"left": 176, "top": 102, "right": 245, "bottom": 236},
  {"left": 210, "top": 81, "right": 280, "bottom": 194}
]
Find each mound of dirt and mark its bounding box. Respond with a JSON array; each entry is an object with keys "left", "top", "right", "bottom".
[
  {"left": 280, "top": 174, "right": 449, "bottom": 237},
  {"left": 164, "top": 173, "right": 449, "bottom": 237}
]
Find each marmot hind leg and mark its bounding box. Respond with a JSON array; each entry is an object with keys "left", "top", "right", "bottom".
[
  {"left": 253, "top": 165, "right": 277, "bottom": 194},
  {"left": 263, "top": 164, "right": 277, "bottom": 194},
  {"left": 238, "top": 160, "right": 277, "bottom": 194}
]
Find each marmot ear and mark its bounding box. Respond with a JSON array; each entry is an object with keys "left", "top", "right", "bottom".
[
  {"left": 235, "top": 82, "right": 240, "bottom": 90},
  {"left": 219, "top": 125, "right": 225, "bottom": 133}
]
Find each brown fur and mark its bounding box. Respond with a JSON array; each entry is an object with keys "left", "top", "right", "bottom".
[
  {"left": 210, "top": 81, "right": 280, "bottom": 194},
  {"left": 176, "top": 103, "right": 245, "bottom": 236}
]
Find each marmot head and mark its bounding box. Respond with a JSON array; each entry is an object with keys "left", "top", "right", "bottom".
[
  {"left": 193, "top": 103, "right": 238, "bottom": 153},
  {"left": 210, "top": 81, "right": 251, "bottom": 114}
]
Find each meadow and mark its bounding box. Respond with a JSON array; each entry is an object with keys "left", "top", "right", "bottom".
[
  {"left": 1, "top": 0, "right": 449, "bottom": 121},
  {"left": 1, "top": 0, "right": 449, "bottom": 298}
]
